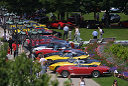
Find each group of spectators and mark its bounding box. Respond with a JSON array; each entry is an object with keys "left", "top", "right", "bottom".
[
  {"left": 92, "top": 27, "right": 104, "bottom": 40},
  {"left": 63, "top": 24, "right": 104, "bottom": 43},
  {"left": 63, "top": 24, "right": 82, "bottom": 43}
]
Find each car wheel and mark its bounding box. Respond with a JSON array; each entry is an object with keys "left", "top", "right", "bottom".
[
  {"left": 55, "top": 66, "right": 60, "bottom": 71},
  {"left": 61, "top": 70, "right": 70, "bottom": 78},
  {"left": 92, "top": 71, "right": 100, "bottom": 78},
  {"left": 47, "top": 59, "right": 53, "bottom": 65}
]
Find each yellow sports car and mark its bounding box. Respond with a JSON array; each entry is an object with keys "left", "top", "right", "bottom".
[
  {"left": 45, "top": 52, "right": 89, "bottom": 62},
  {"left": 49, "top": 59, "right": 101, "bottom": 71}
]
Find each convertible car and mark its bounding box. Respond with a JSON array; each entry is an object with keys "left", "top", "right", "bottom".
[
  {"left": 56, "top": 65, "right": 110, "bottom": 78},
  {"left": 44, "top": 48, "right": 86, "bottom": 57},
  {"left": 33, "top": 42, "right": 70, "bottom": 52},
  {"left": 47, "top": 20, "right": 74, "bottom": 29},
  {"left": 49, "top": 59, "right": 101, "bottom": 71},
  {"left": 45, "top": 52, "right": 89, "bottom": 63}
]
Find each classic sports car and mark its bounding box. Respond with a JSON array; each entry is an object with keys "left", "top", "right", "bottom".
[
  {"left": 44, "top": 48, "right": 86, "bottom": 57},
  {"left": 45, "top": 52, "right": 89, "bottom": 63},
  {"left": 26, "top": 35, "right": 62, "bottom": 46},
  {"left": 47, "top": 20, "right": 74, "bottom": 29},
  {"left": 49, "top": 59, "right": 101, "bottom": 71},
  {"left": 48, "top": 57, "right": 98, "bottom": 65},
  {"left": 56, "top": 65, "right": 110, "bottom": 78},
  {"left": 33, "top": 42, "right": 70, "bottom": 52},
  {"left": 35, "top": 49, "right": 59, "bottom": 55}
]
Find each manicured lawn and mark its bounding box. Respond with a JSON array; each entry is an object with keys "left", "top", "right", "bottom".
[
  {"left": 52, "top": 28, "right": 128, "bottom": 41},
  {"left": 83, "top": 12, "right": 128, "bottom": 21},
  {"left": 93, "top": 76, "right": 128, "bottom": 86}
]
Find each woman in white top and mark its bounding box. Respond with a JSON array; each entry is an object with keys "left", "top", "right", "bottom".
[
  {"left": 73, "top": 26, "right": 81, "bottom": 43},
  {"left": 79, "top": 77, "right": 85, "bottom": 86}
]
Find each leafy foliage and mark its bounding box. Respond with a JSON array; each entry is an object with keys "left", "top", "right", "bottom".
[
  {"left": 0, "top": 42, "right": 9, "bottom": 85},
  {"left": 106, "top": 44, "right": 128, "bottom": 60}
]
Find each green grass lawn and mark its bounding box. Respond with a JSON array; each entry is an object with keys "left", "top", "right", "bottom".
[
  {"left": 52, "top": 28, "right": 128, "bottom": 41},
  {"left": 83, "top": 12, "right": 128, "bottom": 21},
  {"left": 93, "top": 76, "right": 128, "bottom": 86}
]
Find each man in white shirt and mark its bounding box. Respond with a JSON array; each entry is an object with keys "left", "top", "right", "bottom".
[{"left": 63, "top": 25, "right": 69, "bottom": 40}]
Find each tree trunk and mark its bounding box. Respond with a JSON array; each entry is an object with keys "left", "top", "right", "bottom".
[
  {"left": 66, "top": 12, "right": 69, "bottom": 20},
  {"left": 105, "top": 10, "right": 110, "bottom": 28},
  {"left": 58, "top": 13, "right": 60, "bottom": 20},
  {"left": 94, "top": 11, "right": 96, "bottom": 20},
  {"left": 60, "top": 12, "right": 65, "bottom": 20}
]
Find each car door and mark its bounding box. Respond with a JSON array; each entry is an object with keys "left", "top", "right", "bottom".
[{"left": 73, "top": 65, "right": 89, "bottom": 75}]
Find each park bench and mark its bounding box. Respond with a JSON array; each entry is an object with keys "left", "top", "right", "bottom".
[
  {"left": 88, "top": 39, "right": 99, "bottom": 44},
  {"left": 100, "top": 37, "right": 116, "bottom": 44}
]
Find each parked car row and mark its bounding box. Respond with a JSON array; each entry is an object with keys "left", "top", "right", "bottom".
[{"left": 21, "top": 20, "right": 111, "bottom": 78}]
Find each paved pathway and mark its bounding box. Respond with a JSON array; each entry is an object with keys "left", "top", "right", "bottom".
[{"left": 48, "top": 70, "right": 100, "bottom": 86}]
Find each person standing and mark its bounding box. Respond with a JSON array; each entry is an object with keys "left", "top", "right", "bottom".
[
  {"left": 12, "top": 41, "right": 17, "bottom": 58},
  {"left": 68, "top": 27, "right": 72, "bottom": 40},
  {"left": 96, "top": 13, "right": 99, "bottom": 22},
  {"left": 92, "top": 29, "right": 98, "bottom": 39},
  {"left": 39, "top": 53, "right": 47, "bottom": 75},
  {"left": 8, "top": 37, "right": 14, "bottom": 55},
  {"left": 64, "top": 75, "right": 73, "bottom": 86},
  {"left": 112, "top": 80, "right": 118, "bottom": 86},
  {"left": 73, "top": 26, "right": 81, "bottom": 43},
  {"left": 79, "top": 76, "right": 85, "bottom": 86},
  {"left": 98, "top": 27, "right": 104, "bottom": 40},
  {"left": 63, "top": 24, "right": 69, "bottom": 40}
]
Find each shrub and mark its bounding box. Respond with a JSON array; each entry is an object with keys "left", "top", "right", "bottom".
[{"left": 105, "top": 44, "right": 128, "bottom": 61}]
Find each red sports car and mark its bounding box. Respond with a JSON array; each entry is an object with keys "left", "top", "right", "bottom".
[
  {"left": 56, "top": 65, "right": 110, "bottom": 78},
  {"left": 47, "top": 20, "right": 74, "bottom": 28},
  {"left": 35, "top": 49, "right": 59, "bottom": 55},
  {"left": 26, "top": 35, "right": 62, "bottom": 46}
]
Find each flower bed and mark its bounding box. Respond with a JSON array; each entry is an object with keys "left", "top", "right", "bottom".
[{"left": 85, "top": 42, "right": 128, "bottom": 81}]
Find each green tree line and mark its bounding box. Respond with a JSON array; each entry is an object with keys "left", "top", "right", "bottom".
[{"left": 0, "top": 0, "right": 128, "bottom": 26}]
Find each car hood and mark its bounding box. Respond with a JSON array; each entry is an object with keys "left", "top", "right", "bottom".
[
  {"left": 33, "top": 46, "right": 46, "bottom": 51},
  {"left": 45, "top": 55, "right": 61, "bottom": 60},
  {"left": 51, "top": 62, "right": 73, "bottom": 66}
]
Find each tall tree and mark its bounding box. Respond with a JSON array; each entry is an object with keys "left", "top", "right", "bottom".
[{"left": 40, "top": 0, "right": 75, "bottom": 20}]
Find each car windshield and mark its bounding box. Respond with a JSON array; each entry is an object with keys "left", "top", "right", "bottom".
[
  {"left": 60, "top": 52, "right": 73, "bottom": 57},
  {"left": 73, "top": 60, "right": 85, "bottom": 64}
]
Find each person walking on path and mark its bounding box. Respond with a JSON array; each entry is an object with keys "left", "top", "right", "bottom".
[
  {"left": 39, "top": 53, "right": 47, "bottom": 75},
  {"left": 79, "top": 76, "right": 85, "bottom": 86},
  {"left": 8, "top": 37, "right": 14, "bottom": 55},
  {"left": 73, "top": 26, "right": 81, "bottom": 43},
  {"left": 12, "top": 41, "right": 17, "bottom": 58},
  {"left": 92, "top": 29, "right": 98, "bottom": 39},
  {"left": 98, "top": 27, "right": 104, "bottom": 40},
  {"left": 63, "top": 24, "right": 69, "bottom": 40},
  {"left": 64, "top": 75, "right": 73, "bottom": 86}
]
